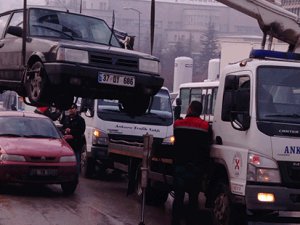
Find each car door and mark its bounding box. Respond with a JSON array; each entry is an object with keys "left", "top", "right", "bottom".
[{"left": 0, "top": 11, "right": 24, "bottom": 88}]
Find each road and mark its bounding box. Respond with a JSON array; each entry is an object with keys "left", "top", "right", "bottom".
[{"left": 0, "top": 172, "right": 299, "bottom": 225}]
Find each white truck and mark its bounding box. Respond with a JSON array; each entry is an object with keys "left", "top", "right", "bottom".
[
  {"left": 194, "top": 0, "right": 300, "bottom": 224},
  {"left": 166, "top": 1, "right": 300, "bottom": 224},
  {"left": 78, "top": 87, "right": 174, "bottom": 203}
]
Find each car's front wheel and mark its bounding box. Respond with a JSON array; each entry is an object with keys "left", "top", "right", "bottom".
[{"left": 25, "top": 61, "right": 50, "bottom": 105}]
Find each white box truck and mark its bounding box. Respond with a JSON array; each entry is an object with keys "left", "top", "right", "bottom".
[{"left": 79, "top": 87, "right": 174, "bottom": 194}]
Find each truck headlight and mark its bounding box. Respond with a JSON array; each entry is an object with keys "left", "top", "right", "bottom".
[
  {"left": 162, "top": 135, "right": 175, "bottom": 145},
  {"left": 57, "top": 48, "right": 89, "bottom": 63},
  {"left": 139, "top": 58, "right": 160, "bottom": 74},
  {"left": 247, "top": 152, "right": 281, "bottom": 183},
  {"left": 0, "top": 154, "right": 25, "bottom": 162},
  {"left": 92, "top": 129, "right": 109, "bottom": 146}
]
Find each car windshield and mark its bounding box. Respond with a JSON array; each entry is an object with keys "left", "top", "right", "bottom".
[
  {"left": 29, "top": 8, "right": 120, "bottom": 47},
  {"left": 0, "top": 116, "right": 60, "bottom": 138},
  {"left": 257, "top": 66, "right": 300, "bottom": 124}
]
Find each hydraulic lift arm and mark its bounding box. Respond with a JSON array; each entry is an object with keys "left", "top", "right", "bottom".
[{"left": 217, "top": 0, "right": 300, "bottom": 52}]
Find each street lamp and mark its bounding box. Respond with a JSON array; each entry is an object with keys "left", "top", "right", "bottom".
[{"left": 123, "top": 7, "right": 142, "bottom": 51}]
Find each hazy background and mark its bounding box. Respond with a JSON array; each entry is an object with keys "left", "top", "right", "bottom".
[{"left": 0, "top": 0, "right": 46, "bottom": 13}]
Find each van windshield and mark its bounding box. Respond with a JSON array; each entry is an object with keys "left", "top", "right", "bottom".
[
  {"left": 97, "top": 89, "right": 173, "bottom": 126},
  {"left": 257, "top": 66, "right": 300, "bottom": 124}
]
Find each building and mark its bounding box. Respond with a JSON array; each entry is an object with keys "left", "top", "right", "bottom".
[
  {"left": 281, "top": 0, "right": 300, "bottom": 15},
  {"left": 45, "top": 0, "right": 262, "bottom": 89}
]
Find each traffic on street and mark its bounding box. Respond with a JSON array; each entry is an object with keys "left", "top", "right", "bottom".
[{"left": 1, "top": 0, "right": 300, "bottom": 225}]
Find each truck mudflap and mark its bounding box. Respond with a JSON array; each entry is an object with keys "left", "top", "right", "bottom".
[{"left": 246, "top": 185, "right": 300, "bottom": 211}]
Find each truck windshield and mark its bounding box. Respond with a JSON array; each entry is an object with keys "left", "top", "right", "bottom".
[
  {"left": 29, "top": 8, "right": 120, "bottom": 47},
  {"left": 97, "top": 89, "right": 173, "bottom": 125},
  {"left": 257, "top": 66, "right": 300, "bottom": 124}
]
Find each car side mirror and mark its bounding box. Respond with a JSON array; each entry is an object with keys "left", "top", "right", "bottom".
[{"left": 7, "top": 26, "right": 23, "bottom": 37}]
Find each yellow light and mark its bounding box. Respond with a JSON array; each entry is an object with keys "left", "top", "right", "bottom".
[
  {"left": 257, "top": 193, "right": 275, "bottom": 202},
  {"left": 170, "top": 136, "right": 175, "bottom": 144},
  {"left": 93, "top": 129, "right": 101, "bottom": 137}
]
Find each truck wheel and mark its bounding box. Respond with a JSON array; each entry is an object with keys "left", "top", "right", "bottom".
[
  {"left": 211, "top": 182, "right": 246, "bottom": 225},
  {"left": 81, "top": 145, "right": 95, "bottom": 178},
  {"left": 135, "top": 173, "right": 169, "bottom": 206},
  {"left": 145, "top": 181, "right": 169, "bottom": 206},
  {"left": 61, "top": 180, "right": 78, "bottom": 195},
  {"left": 25, "top": 61, "right": 50, "bottom": 105}
]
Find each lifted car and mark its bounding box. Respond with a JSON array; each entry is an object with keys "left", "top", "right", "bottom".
[{"left": 0, "top": 7, "right": 164, "bottom": 114}]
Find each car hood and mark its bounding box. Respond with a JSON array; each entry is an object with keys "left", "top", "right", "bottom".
[
  {"left": 0, "top": 137, "right": 73, "bottom": 156},
  {"left": 33, "top": 38, "right": 158, "bottom": 60}
]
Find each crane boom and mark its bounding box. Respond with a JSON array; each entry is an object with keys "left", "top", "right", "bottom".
[{"left": 217, "top": 0, "right": 300, "bottom": 52}]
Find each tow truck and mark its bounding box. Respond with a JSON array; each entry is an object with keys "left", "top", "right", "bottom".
[{"left": 117, "top": 1, "right": 300, "bottom": 225}]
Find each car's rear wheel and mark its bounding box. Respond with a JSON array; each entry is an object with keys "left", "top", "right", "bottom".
[
  {"left": 61, "top": 180, "right": 78, "bottom": 195},
  {"left": 25, "top": 61, "right": 50, "bottom": 105}
]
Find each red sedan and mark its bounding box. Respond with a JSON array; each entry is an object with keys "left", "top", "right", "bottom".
[{"left": 0, "top": 111, "right": 78, "bottom": 195}]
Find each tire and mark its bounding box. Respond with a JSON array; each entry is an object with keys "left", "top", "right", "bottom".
[
  {"left": 145, "top": 182, "right": 169, "bottom": 206},
  {"left": 25, "top": 61, "right": 50, "bottom": 105},
  {"left": 121, "top": 95, "right": 150, "bottom": 116},
  {"left": 135, "top": 170, "right": 169, "bottom": 206},
  {"left": 211, "top": 181, "right": 247, "bottom": 225},
  {"left": 61, "top": 180, "right": 78, "bottom": 195},
  {"left": 53, "top": 94, "right": 73, "bottom": 110},
  {"left": 81, "top": 145, "right": 95, "bottom": 178}
]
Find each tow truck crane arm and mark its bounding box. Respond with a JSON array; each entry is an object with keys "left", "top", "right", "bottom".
[{"left": 217, "top": 0, "right": 300, "bottom": 52}]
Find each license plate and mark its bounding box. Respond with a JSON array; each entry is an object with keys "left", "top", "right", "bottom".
[
  {"left": 98, "top": 72, "right": 135, "bottom": 87},
  {"left": 29, "top": 168, "right": 57, "bottom": 176}
]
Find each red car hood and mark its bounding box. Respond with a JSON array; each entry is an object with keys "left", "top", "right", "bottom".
[{"left": 0, "top": 138, "right": 73, "bottom": 157}]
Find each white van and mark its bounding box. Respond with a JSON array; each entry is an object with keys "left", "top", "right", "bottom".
[
  {"left": 0, "top": 91, "right": 25, "bottom": 111},
  {"left": 79, "top": 87, "right": 174, "bottom": 178}
]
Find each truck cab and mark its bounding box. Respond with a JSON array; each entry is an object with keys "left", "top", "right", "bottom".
[
  {"left": 79, "top": 87, "right": 174, "bottom": 178},
  {"left": 208, "top": 49, "right": 300, "bottom": 224}
]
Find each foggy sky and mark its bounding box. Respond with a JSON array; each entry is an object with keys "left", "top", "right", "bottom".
[{"left": 0, "top": 0, "right": 46, "bottom": 14}]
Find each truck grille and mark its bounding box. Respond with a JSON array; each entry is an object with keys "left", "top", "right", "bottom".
[
  {"left": 108, "top": 134, "right": 162, "bottom": 147},
  {"left": 89, "top": 53, "right": 138, "bottom": 71},
  {"left": 278, "top": 161, "right": 300, "bottom": 188}
]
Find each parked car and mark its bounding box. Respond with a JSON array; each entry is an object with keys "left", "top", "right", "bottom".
[
  {"left": 0, "top": 111, "right": 78, "bottom": 195},
  {"left": 0, "top": 7, "right": 164, "bottom": 114}
]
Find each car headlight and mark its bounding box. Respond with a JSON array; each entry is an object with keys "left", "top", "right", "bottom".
[
  {"left": 92, "top": 129, "right": 109, "bottom": 146},
  {"left": 60, "top": 155, "right": 76, "bottom": 162},
  {"left": 162, "top": 135, "right": 175, "bottom": 145},
  {"left": 57, "top": 47, "right": 89, "bottom": 63},
  {"left": 139, "top": 58, "right": 160, "bottom": 74},
  {"left": 247, "top": 152, "right": 281, "bottom": 183},
  {"left": 0, "top": 154, "right": 25, "bottom": 162}
]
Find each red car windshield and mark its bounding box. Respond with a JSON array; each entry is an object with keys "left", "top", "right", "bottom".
[{"left": 0, "top": 116, "right": 60, "bottom": 138}]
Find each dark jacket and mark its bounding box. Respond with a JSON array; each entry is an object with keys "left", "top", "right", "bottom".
[
  {"left": 61, "top": 113, "right": 86, "bottom": 152},
  {"left": 173, "top": 115, "right": 211, "bottom": 166}
]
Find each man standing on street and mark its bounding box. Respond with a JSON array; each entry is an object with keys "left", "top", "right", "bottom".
[
  {"left": 61, "top": 103, "right": 86, "bottom": 174},
  {"left": 172, "top": 100, "right": 211, "bottom": 225}
]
